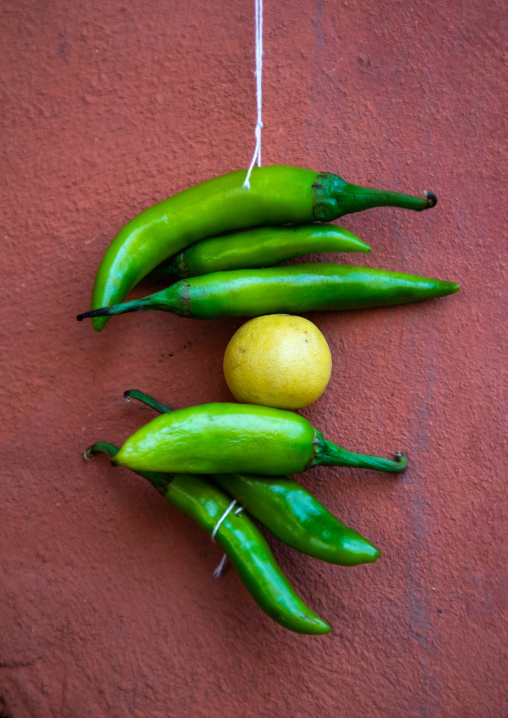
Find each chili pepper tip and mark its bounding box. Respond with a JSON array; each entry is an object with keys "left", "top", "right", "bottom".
[
  {"left": 394, "top": 451, "right": 408, "bottom": 471},
  {"left": 76, "top": 308, "right": 104, "bottom": 321},
  {"left": 76, "top": 311, "right": 92, "bottom": 321},
  {"left": 424, "top": 191, "right": 437, "bottom": 208}
]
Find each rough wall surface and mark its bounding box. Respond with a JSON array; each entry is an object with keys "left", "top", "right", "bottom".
[{"left": 1, "top": 0, "right": 506, "bottom": 716}]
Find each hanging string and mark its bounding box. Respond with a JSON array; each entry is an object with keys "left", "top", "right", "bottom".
[
  {"left": 243, "top": 0, "right": 263, "bottom": 189},
  {"left": 212, "top": 554, "right": 228, "bottom": 579}
]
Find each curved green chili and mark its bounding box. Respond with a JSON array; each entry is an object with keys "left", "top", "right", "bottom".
[
  {"left": 85, "top": 442, "right": 330, "bottom": 635},
  {"left": 78, "top": 263, "right": 459, "bottom": 323},
  {"left": 125, "top": 389, "right": 380, "bottom": 566},
  {"left": 109, "top": 400, "right": 407, "bottom": 476},
  {"left": 212, "top": 473, "right": 380, "bottom": 566},
  {"left": 148, "top": 223, "right": 371, "bottom": 282},
  {"left": 89, "top": 165, "right": 436, "bottom": 330}
]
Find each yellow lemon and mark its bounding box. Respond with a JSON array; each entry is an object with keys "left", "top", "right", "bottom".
[{"left": 223, "top": 314, "right": 332, "bottom": 409}]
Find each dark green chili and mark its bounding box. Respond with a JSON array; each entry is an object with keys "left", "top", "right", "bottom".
[
  {"left": 85, "top": 442, "right": 330, "bottom": 635},
  {"left": 77, "top": 263, "right": 459, "bottom": 323},
  {"left": 212, "top": 473, "right": 380, "bottom": 566},
  {"left": 89, "top": 165, "right": 436, "bottom": 331}
]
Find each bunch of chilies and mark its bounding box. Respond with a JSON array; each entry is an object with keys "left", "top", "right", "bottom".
[{"left": 79, "top": 165, "right": 459, "bottom": 635}]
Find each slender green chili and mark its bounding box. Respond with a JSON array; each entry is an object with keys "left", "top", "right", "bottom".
[
  {"left": 78, "top": 263, "right": 459, "bottom": 323},
  {"left": 85, "top": 442, "right": 330, "bottom": 635},
  {"left": 109, "top": 399, "right": 407, "bottom": 476},
  {"left": 148, "top": 223, "right": 370, "bottom": 282},
  {"left": 89, "top": 165, "right": 436, "bottom": 330},
  {"left": 125, "top": 389, "right": 380, "bottom": 566}
]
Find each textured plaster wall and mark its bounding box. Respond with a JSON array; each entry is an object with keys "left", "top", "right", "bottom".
[{"left": 1, "top": 0, "right": 506, "bottom": 716}]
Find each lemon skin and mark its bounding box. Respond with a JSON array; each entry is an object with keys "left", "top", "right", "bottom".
[{"left": 223, "top": 314, "right": 332, "bottom": 410}]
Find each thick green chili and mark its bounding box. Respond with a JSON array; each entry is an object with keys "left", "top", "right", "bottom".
[
  {"left": 125, "top": 389, "right": 380, "bottom": 566},
  {"left": 89, "top": 165, "right": 437, "bottom": 331},
  {"left": 85, "top": 442, "right": 330, "bottom": 635},
  {"left": 148, "top": 223, "right": 370, "bottom": 282},
  {"left": 78, "top": 263, "right": 459, "bottom": 323},
  {"left": 110, "top": 400, "right": 407, "bottom": 476}
]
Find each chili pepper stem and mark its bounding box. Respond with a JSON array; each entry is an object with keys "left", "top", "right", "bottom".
[
  {"left": 424, "top": 191, "right": 438, "bottom": 207},
  {"left": 317, "top": 442, "right": 408, "bottom": 473},
  {"left": 84, "top": 441, "right": 171, "bottom": 495},
  {"left": 84, "top": 441, "right": 119, "bottom": 460},
  {"left": 77, "top": 295, "right": 160, "bottom": 321},
  {"left": 124, "top": 389, "right": 172, "bottom": 414},
  {"left": 334, "top": 179, "right": 437, "bottom": 216}
]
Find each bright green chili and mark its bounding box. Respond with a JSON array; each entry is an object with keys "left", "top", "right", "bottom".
[
  {"left": 110, "top": 400, "right": 408, "bottom": 476},
  {"left": 78, "top": 263, "right": 459, "bottom": 323},
  {"left": 89, "top": 165, "right": 437, "bottom": 331},
  {"left": 148, "top": 223, "right": 371, "bottom": 282},
  {"left": 85, "top": 442, "right": 330, "bottom": 635},
  {"left": 125, "top": 389, "right": 380, "bottom": 566}
]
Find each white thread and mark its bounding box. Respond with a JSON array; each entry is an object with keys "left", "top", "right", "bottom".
[
  {"left": 243, "top": 0, "right": 263, "bottom": 189},
  {"left": 213, "top": 554, "right": 228, "bottom": 579},
  {"left": 211, "top": 499, "right": 239, "bottom": 541},
  {"left": 211, "top": 500, "right": 244, "bottom": 578}
]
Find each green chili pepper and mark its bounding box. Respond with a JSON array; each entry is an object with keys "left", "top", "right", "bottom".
[
  {"left": 212, "top": 473, "right": 379, "bottom": 566},
  {"left": 109, "top": 400, "right": 407, "bottom": 476},
  {"left": 125, "top": 389, "right": 380, "bottom": 566},
  {"left": 89, "top": 165, "right": 437, "bottom": 331},
  {"left": 85, "top": 442, "right": 330, "bottom": 635},
  {"left": 78, "top": 263, "right": 459, "bottom": 323},
  {"left": 148, "top": 223, "right": 371, "bottom": 282}
]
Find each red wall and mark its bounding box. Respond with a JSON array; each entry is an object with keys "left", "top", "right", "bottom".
[{"left": 1, "top": 0, "right": 506, "bottom": 715}]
